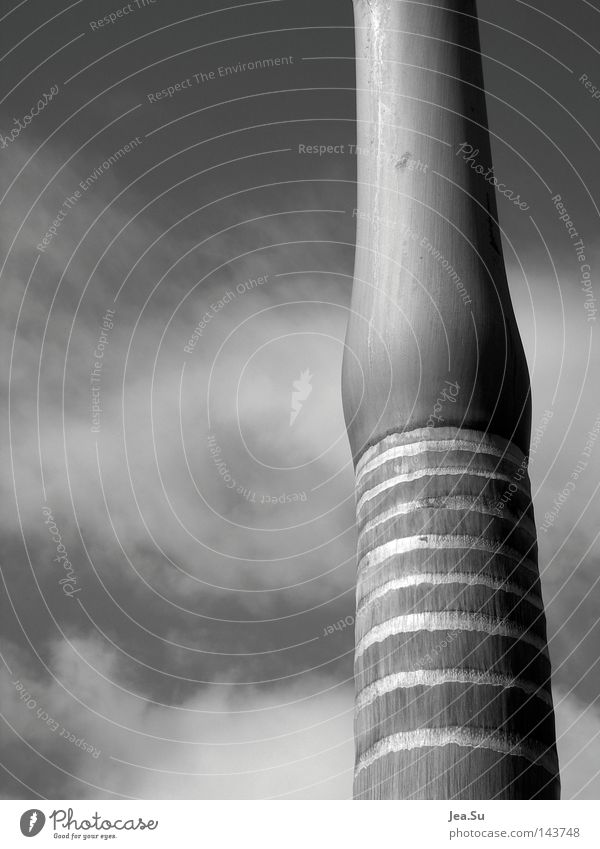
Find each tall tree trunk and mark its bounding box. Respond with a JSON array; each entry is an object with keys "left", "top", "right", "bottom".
[{"left": 342, "top": 0, "right": 560, "bottom": 799}]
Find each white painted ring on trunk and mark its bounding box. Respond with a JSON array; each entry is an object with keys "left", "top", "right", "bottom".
[
  {"left": 356, "top": 428, "right": 526, "bottom": 479},
  {"left": 355, "top": 668, "right": 554, "bottom": 712},
  {"left": 355, "top": 726, "right": 559, "bottom": 777},
  {"left": 356, "top": 467, "right": 531, "bottom": 515},
  {"left": 355, "top": 611, "right": 549, "bottom": 660},
  {"left": 358, "top": 534, "right": 538, "bottom": 577},
  {"left": 358, "top": 495, "right": 537, "bottom": 543},
  {"left": 357, "top": 437, "right": 526, "bottom": 485},
  {"left": 356, "top": 571, "right": 544, "bottom": 617}
]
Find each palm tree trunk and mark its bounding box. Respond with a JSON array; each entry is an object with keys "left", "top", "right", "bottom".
[{"left": 342, "top": 0, "right": 560, "bottom": 799}]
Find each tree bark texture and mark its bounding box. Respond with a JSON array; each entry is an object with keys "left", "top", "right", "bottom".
[{"left": 342, "top": 0, "right": 560, "bottom": 799}]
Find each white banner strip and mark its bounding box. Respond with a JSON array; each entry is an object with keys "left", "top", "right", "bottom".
[{"left": 0, "top": 800, "right": 597, "bottom": 847}]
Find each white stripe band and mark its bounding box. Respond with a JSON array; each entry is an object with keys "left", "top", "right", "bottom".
[
  {"left": 358, "top": 496, "right": 536, "bottom": 544},
  {"left": 356, "top": 467, "right": 530, "bottom": 515},
  {"left": 355, "top": 611, "right": 548, "bottom": 659},
  {"left": 358, "top": 534, "right": 537, "bottom": 576},
  {"left": 355, "top": 727, "right": 558, "bottom": 776},
  {"left": 356, "top": 429, "right": 525, "bottom": 475},
  {"left": 356, "top": 572, "right": 543, "bottom": 615},
  {"left": 356, "top": 668, "right": 554, "bottom": 711},
  {"left": 357, "top": 438, "right": 525, "bottom": 484}
]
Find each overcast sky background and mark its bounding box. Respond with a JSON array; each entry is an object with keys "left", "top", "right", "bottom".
[{"left": 1, "top": 0, "right": 599, "bottom": 799}]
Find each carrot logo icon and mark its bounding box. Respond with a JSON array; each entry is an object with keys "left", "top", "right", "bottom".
[
  {"left": 19, "top": 809, "right": 45, "bottom": 836},
  {"left": 289, "top": 369, "right": 313, "bottom": 426}
]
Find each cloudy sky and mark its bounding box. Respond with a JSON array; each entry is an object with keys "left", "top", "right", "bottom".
[{"left": 0, "top": 0, "right": 599, "bottom": 799}]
